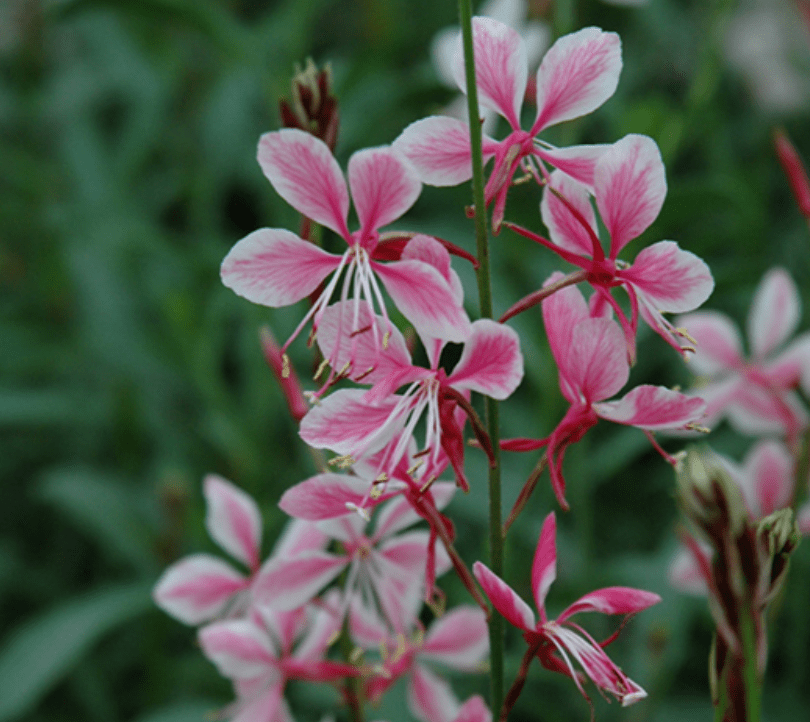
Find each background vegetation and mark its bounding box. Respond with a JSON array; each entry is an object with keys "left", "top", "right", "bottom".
[{"left": 2, "top": 0, "right": 809, "bottom": 720}]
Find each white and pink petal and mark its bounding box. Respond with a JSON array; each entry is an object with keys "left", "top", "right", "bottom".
[
  {"left": 676, "top": 311, "right": 745, "bottom": 377},
  {"left": 198, "top": 618, "right": 277, "bottom": 679},
  {"left": 540, "top": 171, "right": 598, "bottom": 258},
  {"left": 747, "top": 267, "right": 800, "bottom": 360},
  {"left": 204, "top": 474, "right": 262, "bottom": 569},
  {"left": 594, "top": 385, "right": 706, "bottom": 430},
  {"left": 472, "top": 561, "right": 536, "bottom": 631},
  {"left": 557, "top": 586, "right": 661, "bottom": 623},
  {"left": 421, "top": 606, "right": 489, "bottom": 671},
  {"left": 531, "top": 512, "right": 557, "bottom": 615},
  {"left": 252, "top": 551, "right": 347, "bottom": 611}
]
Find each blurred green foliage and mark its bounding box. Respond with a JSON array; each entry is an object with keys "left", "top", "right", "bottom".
[{"left": 2, "top": 0, "right": 809, "bottom": 720}]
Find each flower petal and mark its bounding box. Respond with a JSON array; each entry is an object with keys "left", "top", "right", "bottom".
[
  {"left": 566, "top": 318, "right": 630, "bottom": 402},
  {"left": 252, "top": 551, "right": 347, "bottom": 611},
  {"left": 533, "top": 27, "right": 621, "bottom": 132},
  {"left": 531, "top": 512, "right": 557, "bottom": 615},
  {"left": 447, "top": 319, "right": 523, "bottom": 400},
  {"left": 540, "top": 170, "right": 597, "bottom": 258},
  {"left": 742, "top": 440, "right": 794, "bottom": 517},
  {"left": 557, "top": 586, "right": 661, "bottom": 622},
  {"left": 622, "top": 241, "right": 714, "bottom": 313},
  {"left": 594, "top": 385, "right": 706, "bottom": 430},
  {"left": 472, "top": 561, "right": 535, "bottom": 631},
  {"left": 747, "top": 267, "right": 800, "bottom": 360},
  {"left": 279, "top": 473, "right": 402, "bottom": 520},
  {"left": 452, "top": 695, "right": 492, "bottom": 722},
  {"left": 595, "top": 134, "right": 666, "bottom": 256},
  {"left": 204, "top": 474, "right": 262, "bottom": 569},
  {"left": 198, "top": 618, "right": 276, "bottom": 679},
  {"left": 152, "top": 554, "right": 248, "bottom": 625},
  {"left": 668, "top": 542, "right": 710, "bottom": 596},
  {"left": 257, "top": 129, "right": 350, "bottom": 237},
  {"left": 677, "top": 311, "right": 744, "bottom": 377},
  {"left": 348, "top": 146, "right": 422, "bottom": 232},
  {"left": 402, "top": 234, "right": 465, "bottom": 306},
  {"left": 452, "top": 17, "right": 527, "bottom": 128},
  {"left": 541, "top": 274, "right": 590, "bottom": 397},
  {"left": 374, "top": 259, "right": 472, "bottom": 343},
  {"left": 421, "top": 606, "right": 489, "bottom": 671},
  {"left": 533, "top": 143, "right": 609, "bottom": 189},
  {"left": 409, "top": 663, "right": 461, "bottom": 722},
  {"left": 726, "top": 386, "right": 808, "bottom": 437},
  {"left": 221, "top": 228, "right": 339, "bottom": 307}
]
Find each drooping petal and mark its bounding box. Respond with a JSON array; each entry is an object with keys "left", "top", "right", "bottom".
[
  {"left": 595, "top": 134, "right": 666, "bottom": 257},
  {"left": 540, "top": 171, "right": 598, "bottom": 258},
  {"left": 557, "top": 586, "right": 661, "bottom": 623},
  {"left": 452, "top": 17, "right": 527, "bottom": 128},
  {"left": 348, "top": 147, "right": 422, "bottom": 232},
  {"left": 299, "top": 388, "right": 402, "bottom": 457},
  {"left": 621, "top": 241, "right": 714, "bottom": 313},
  {"left": 204, "top": 474, "right": 262, "bottom": 569},
  {"left": 252, "top": 551, "right": 347, "bottom": 611},
  {"left": 533, "top": 143, "right": 609, "bottom": 190},
  {"left": 566, "top": 318, "right": 630, "bottom": 402},
  {"left": 472, "top": 561, "right": 536, "bottom": 631},
  {"left": 221, "top": 228, "right": 340, "bottom": 307},
  {"left": 394, "top": 116, "right": 483, "bottom": 187},
  {"left": 747, "top": 267, "right": 800, "bottom": 360},
  {"left": 742, "top": 440, "right": 794, "bottom": 517},
  {"left": 198, "top": 618, "right": 277, "bottom": 679},
  {"left": 447, "top": 319, "right": 524, "bottom": 400},
  {"left": 533, "top": 27, "right": 621, "bottom": 132},
  {"left": 409, "top": 663, "right": 461, "bottom": 722},
  {"left": 279, "top": 473, "right": 403, "bottom": 520},
  {"left": 257, "top": 129, "right": 350, "bottom": 237},
  {"left": 152, "top": 554, "right": 248, "bottom": 625},
  {"left": 421, "top": 606, "right": 489, "bottom": 671},
  {"left": 531, "top": 512, "right": 557, "bottom": 615},
  {"left": 594, "top": 385, "right": 706, "bottom": 430},
  {"left": 677, "top": 311, "right": 744, "bottom": 377},
  {"left": 374, "top": 259, "right": 472, "bottom": 343}
]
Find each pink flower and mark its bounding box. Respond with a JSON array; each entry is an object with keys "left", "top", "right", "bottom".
[
  {"left": 299, "top": 301, "right": 523, "bottom": 489},
  {"left": 678, "top": 267, "right": 810, "bottom": 439},
  {"left": 505, "top": 278, "right": 706, "bottom": 509},
  {"left": 395, "top": 18, "right": 621, "bottom": 229},
  {"left": 507, "top": 134, "right": 713, "bottom": 359},
  {"left": 220, "top": 129, "right": 471, "bottom": 365},
  {"left": 473, "top": 513, "right": 660, "bottom": 711}
]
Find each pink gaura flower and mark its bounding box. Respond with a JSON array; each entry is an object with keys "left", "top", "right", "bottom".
[
  {"left": 395, "top": 18, "right": 621, "bottom": 229},
  {"left": 504, "top": 277, "right": 706, "bottom": 509},
  {"left": 220, "top": 129, "right": 471, "bottom": 364},
  {"left": 678, "top": 267, "right": 810, "bottom": 440},
  {"left": 299, "top": 301, "right": 523, "bottom": 489},
  {"left": 506, "top": 134, "right": 713, "bottom": 360},
  {"left": 198, "top": 596, "right": 356, "bottom": 722},
  {"left": 473, "top": 512, "right": 660, "bottom": 711}
]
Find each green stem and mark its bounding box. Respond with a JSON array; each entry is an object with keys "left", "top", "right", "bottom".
[
  {"left": 739, "top": 607, "right": 762, "bottom": 722},
  {"left": 457, "top": 0, "right": 504, "bottom": 713}
]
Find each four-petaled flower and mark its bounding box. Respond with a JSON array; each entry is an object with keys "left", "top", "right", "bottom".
[{"left": 473, "top": 512, "right": 661, "bottom": 711}]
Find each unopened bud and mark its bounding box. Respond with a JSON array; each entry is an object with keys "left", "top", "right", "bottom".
[
  {"left": 279, "top": 58, "right": 339, "bottom": 151},
  {"left": 757, "top": 508, "right": 800, "bottom": 559}
]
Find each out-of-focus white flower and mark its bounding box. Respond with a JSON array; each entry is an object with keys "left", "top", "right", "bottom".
[
  {"left": 724, "top": 0, "right": 810, "bottom": 113},
  {"left": 430, "top": 0, "right": 550, "bottom": 132}
]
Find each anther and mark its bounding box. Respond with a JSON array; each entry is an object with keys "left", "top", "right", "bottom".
[{"left": 281, "top": 354, "right": 291, "bottom": 379}]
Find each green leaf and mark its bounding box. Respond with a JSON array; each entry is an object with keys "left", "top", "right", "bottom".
[
  {"left": 133, "top": 701, "right": 214, "bottom": 722},
  {"left": 0, "top": 583, "right": 152, "bottom": 722}
]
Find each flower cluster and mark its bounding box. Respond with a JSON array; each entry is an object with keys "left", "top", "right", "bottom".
[{"left": 153, "top": 11, "right": 723, "bottom": 722}]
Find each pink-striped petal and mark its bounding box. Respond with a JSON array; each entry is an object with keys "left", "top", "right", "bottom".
[
  {"left": 472, "top": 561, "right": 535, "bottom": 631},
  {"left": 421, "top": 606, "right": 489, "bottom": 671},
  {"left": 447, "top": 319, "right": 523, "bottom": 400},
  {"left": 279, "top": 473, "right": 402, "bottom": 520},
  {"left": 299, "top": 388, "right": 402, "bottom": 457},
  {"left": 402, "top": 234, "right": 464, "bottom": 306},
  {"left": 798, "top": 502, "right": 810, "bottom": 535},
  {"left": 540, "top": 170, "right": 598, "bottom": 258},
  {"left": 394, "top": 116, "right": 482, "bottom": 187},
  {"left": 272, "top": 518, "right": 329, "bottom": 558},
  {"left": 257, "top": 129, "right": 350, "bottom": 237},
  {"left": 409, "top": 663, "right": 461, "bottom": 722},
  {"left": 595, "top": 134, "right": 666, "bottom": 256},
  {"left": 452, "top": 17, "right": 527, "bottom": 128},
  {"left": 668, "top": 544, "right": 710, "bottom": 596},
  {"left": 198, "top": 618, "right": 277, "bottom": 679},
  {"left": 374, "top": 259, "right": 472, "bottom": 343},
  {"left": 747, "top": 267, "right": 800, "bottom": 360},
  {"left": 152, "top": 554, "right": 248, "bottom": 625},
  {"left": 743, "top": 440, "right": 794, "bottom": 517},
  {"left": 533, "top": 143, "right": 609, "bottom": 189},
  {"left": 348, "top": 146, "right": 422, "bottom": 232},
  {"left": 533, "top": 27, "right": 621, "bottom": 132},
  {"left": 221, "top": 228, "right": 339, "bottom": 307},
  {"left": 316, "top": 301, "right": 412, "bottom": 384},
  {"left": 252, "top": 551, "right": 347, "bottom": 611},
  {"left": 452, "top": 696, "right": 492, "bottom": 722},
  {"left": 204, "top": 474, "right": 262, "bottom": 569},
  {"left": 541, "top": 275, "right": 591, "bottom": 384},
  {"left": 768, "top": 335, "right": 810, "bottom": 389},
  {"left": 231, "top": 683, "right": 284, "bottom": 722},
  {"left": 594, "top": 384, "right": 706, "bottom": 430},
  {"left": 622, "top": 241, "right": 714, "bottom": 313},
  {"left": 677, "top": 311, "right": 744, "bottom": 377},
  {"left": 531, "top": 512, "right": 557, "bottom": 615},
  {"left": 567, "top": 318, "right": 630, "bottom": 402},
  {"left": 726, "top": 386, "right": 808, "bottom": 437},
  {"left": 557, "top": 586, "right": 661, "bottom": 623}
]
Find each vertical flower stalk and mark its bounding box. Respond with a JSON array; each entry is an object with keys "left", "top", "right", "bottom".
[{"left": 457, "top": 0, "right": 504, "bottom": 713}]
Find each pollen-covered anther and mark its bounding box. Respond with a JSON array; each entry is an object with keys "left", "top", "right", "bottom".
[
  {"left": 328, "top": 453, "right": 355, "bottom": 469},
  {"left": 281, "top": 353, "right": 291, "bottom": 379},
  {"left": 345, "top": 502, "right": 371, "bottom": 521},
  {"left": 419, "top": 475, "right": 437, "bottom": 494},
  {"left": 686, "top": 422, "right": 710, "bottom": 434},
  {"left": 313, "top": 357, "right": 329, "bottom": 381},
  {"left": 674, "top": 326, "right": 698, "bottom": 346},
  {"left": 326, "top": 628, "right": 342, "bottom": 647},
  {"left": 382, "top": 330, "right": 391, "bottom": 349},
  {"left": 306, "top": 327, "right": 317, "bottom": 347},
  {"left": 349, "top": 647, "right": 364, "bottom": 664},
  {"left": 407, "top": 459, "right": 425, "bottom": 478},
  {"left": 337, "top": 360, "right": 352, "bottom": 378},
  {"left": 391, "top": 634, "right": 407, "bottom": 663}
]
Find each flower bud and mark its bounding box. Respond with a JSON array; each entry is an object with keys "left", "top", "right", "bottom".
[{"left": 279, "top": 58, "right": 339, "bottom": 151}]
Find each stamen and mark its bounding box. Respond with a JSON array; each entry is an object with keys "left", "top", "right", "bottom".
[
  {"left": 281, "top": 353, "right": 291, "bottom": 379},
  {"left": 313, "top": 358, "right": 329, "bottom": 381},
  {"left": 328, "top": 454, "right": 355, "bottom": 469}
]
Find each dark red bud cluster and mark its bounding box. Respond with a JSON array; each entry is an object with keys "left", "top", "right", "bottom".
[{"left": 279, "top": 58, "right": 339, "bottom": 151}]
